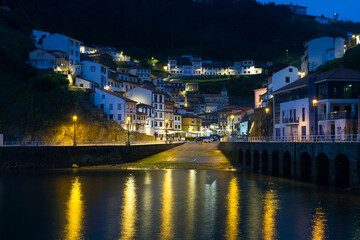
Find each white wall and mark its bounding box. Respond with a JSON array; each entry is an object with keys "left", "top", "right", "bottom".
[
  {"left": 271, "top": 66, "right": 299, "bottom": 93},
  {"left": 81, "top": 61, "right": 108, "bottom": 88}
]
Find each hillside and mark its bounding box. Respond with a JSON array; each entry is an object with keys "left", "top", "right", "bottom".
[
  {"left": 9, "top": 0, "right": 360, "bottom": 62},
  {"left": 0, "top": 10, "right": 153, "bottom": 141}
]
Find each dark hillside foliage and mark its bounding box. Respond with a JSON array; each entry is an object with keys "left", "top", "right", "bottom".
[{"left": 9, "top": 0, "right": 360, "bottom": 61}]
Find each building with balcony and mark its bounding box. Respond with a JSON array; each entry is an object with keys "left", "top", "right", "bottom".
[{"left": 272, "top": 68, "right": 360, "bottom": 138}]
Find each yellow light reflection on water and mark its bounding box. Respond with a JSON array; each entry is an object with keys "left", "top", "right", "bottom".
[
  {"left": 311, "top": 207, "right": 327, "bottom": 240},
  {"left": 65, "top": 177, "right": 84, "bottom": 240},
  {"left": 186, "top": 170, "right": 196, "bottom": 238},
  {"left": 225, "top": 177, "right": 240, "bottom": 240},
  {"left": 262, "top": 189, "right": 279, "bottom": 240},
  {"left": 160, "top": 170, "right": 173, "bottom": 240},
  {"left": 120, "top": 175, "right": 137, "bottom": 240}
]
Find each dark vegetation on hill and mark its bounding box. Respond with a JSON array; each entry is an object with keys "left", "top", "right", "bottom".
[
  {"left": 9, "top": 0, "right": 360, "bottom": 62},
  {"left": 318, "top": 45, "right": 360, "bottom": 72}
]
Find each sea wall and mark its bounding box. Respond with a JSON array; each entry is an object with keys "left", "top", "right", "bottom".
[{"left": 0, "top": 143, "right": 184, "bottom": 169}]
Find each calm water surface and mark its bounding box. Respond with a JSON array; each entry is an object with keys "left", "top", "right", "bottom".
[{"left": 1, "top": 169, "right": 360, "bottom": 240}]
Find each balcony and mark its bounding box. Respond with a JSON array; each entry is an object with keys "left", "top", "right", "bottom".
[
  {"left": 283, "top": 117, "right": 299, "bottom": 124},
  {"left": 318, "top": 111, "right": 357, "bottom": 121}
]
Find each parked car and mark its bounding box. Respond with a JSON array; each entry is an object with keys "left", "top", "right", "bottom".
[{"left": 203, "top": 137, "right": 214, "bottom": 143}]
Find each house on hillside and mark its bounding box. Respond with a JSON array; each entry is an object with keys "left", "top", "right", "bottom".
[
  {"left": 129, "top": 66, "right": 151, "bottom": 82},
  {"left": 28, "top": 49, "right": 69, "bottom": 73},
  {"left": 301, "top": 37, "right": 345, "bottom": 75}
]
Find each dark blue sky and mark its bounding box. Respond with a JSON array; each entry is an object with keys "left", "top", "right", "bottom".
[{"left": 257, "top": 0, "right": 360, "bottom": 22}]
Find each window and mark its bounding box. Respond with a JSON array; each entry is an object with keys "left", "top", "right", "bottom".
[
  {"left": 75, "top": 51, "right": 78, "bottom": 57},
  {"left": 302, "top": 108, "right": 305, "bottom": 122},
  {"left": 118, "top": 103, "right": 122, "bottom": 110},
  {"left": 159, "top": 113, "right": 162, "bottom": 118},
  {"left": 159, "top": 122, "right": 163, "bottom": 127},
  {"left": 70, "top": 40, "right": 74, "bottom": 46},
  {"left": 91, "top": 66, "right": 96, "bottom": 72},
  {"left": 102, "top": 94, "right": 105, "bottom": 99},
  {"left": 155, "top": 121, "right": 158, "bottom": 127},
  {"left": 289, "top": 68, "right": 293, "bottom": 72},
  {"left": 118, "top": 114, "right": 122, "bottom": 120},
  {"left": 70, "top": 59, "right": 73, "bottom": 64},
  {"left": 285, "top": 77, "right": 290, "bottom": 83},
  {"left": 70, "top": 49, "right": 73, "bottom": 55},
  {"left": 154, "top": 95, "right": 158, "bottom": 102},
  {"left": 109, "top": 104, "right": 113, "bottom": 110},
  {"left": 160, "top": 95, "right": 163, "bottom": 102}
]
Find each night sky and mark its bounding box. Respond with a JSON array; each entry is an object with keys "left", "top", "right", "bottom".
[{"left": 257, "top": 0, "right": 360, "bottom": 22}]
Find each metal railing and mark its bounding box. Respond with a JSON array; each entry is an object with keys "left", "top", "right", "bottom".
[
  {"left": 2, "top": 140, "right": 184, "bottom": 147},
  {"left": 318, "top": 111, "right": 356, "bottom": 121},
  {"left": 225, "top": 134, "right": 360, "bottom": 143}
]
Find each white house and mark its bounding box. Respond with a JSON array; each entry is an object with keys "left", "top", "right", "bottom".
[
  {"left": 285, "top": 3, "right": 308, "bottom": 15},
  {"left": 125, "top": 87, "right": 167, "bottom": 135},
  {"left": 81, "top": 60, "right": 108, "bottom": 88},
  {"left": 168, "top": 55, "right": 202, "bottom": 76},
  {"left": 74, "top": 77, "right": 98, "bottom": 90},
  {"left": 301, "top": 37, "right": 345, "bottom": 75},
  {"left": 129, "top": 66, "right": 151, "bottom": 82},
  {"left": 40, "top": 33, "right": 81, "bottom": 72},
  {"left": 104, "top": 47, "right": 131, "bottom": 62},
  {"left": 91, "top": 88, "right": 138, "bottom": 131},
  {"left": 28, "top": 49, "right": 69, "bottom": 73}
]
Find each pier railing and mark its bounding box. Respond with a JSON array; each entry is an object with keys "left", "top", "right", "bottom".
[
  {"left": 1, "top": 140, "right": 184, "bottom": 147},
  {"left": 225, "top": 134, "right": 360, "bottom": 143}
]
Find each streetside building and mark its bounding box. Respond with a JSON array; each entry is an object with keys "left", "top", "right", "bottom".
[
  {"left": 182, "top": 114, "right": 202, "bottom": 133},
  {"left": 272, "top": 68, "right": 360, "bottom": 138},
  {"left": 136, "top": 103, "right": 155, "bottom": 136},
  {"left": 125, "top": 87, "right": 167, "bottom": 135},
  {"left": 91, "top": 88, "right": 137, "bottom": 131},
  {"left": 165, "top": 101, "right": 175, "bottom": 130}
]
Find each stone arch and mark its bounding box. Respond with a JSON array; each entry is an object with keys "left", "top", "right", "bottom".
[
  {"left": 253, "top": 150, "right": 260, "bottom": 172},
  {"left": 272, "top": 151, "right": 280, "bottom": 176},
  {"left": 316, "top": 153, "right": 329, "bottom": 185},
  {"left": 300, "top": 152, "right": 312, "bottom": 182},
  {"left": 283, "top": 151, "right": 291, "bottom": 178},
  {"left": 245, "top": 149, "right": 251, "bottom": 167},
  {"left": 261, "top": 150, "right": 269, "bottom": 174},
  {"left": 335, "top": 154, "right": 350, "bottom": 188},
  {"left": 238, "top": 149, "right": 244, "bottom": 164}
]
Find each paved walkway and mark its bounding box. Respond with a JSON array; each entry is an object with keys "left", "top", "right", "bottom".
[{"left": 121, "top": 142, "right": 233, "bottom": 169}]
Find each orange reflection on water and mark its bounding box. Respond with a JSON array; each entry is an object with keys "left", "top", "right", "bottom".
[
  {"left": 65, "top": 177, "right": 84, "bottom": 240},
  {"left": 120, "top": 175, "right": 137, "bottom": 240},
  {"left": 160, "top": 170, "right": 173, "bottom": 240},
  {"left": 225, "top": 177, "right": 240, "bottom": 240},
  {"left": 186, "top": 170, "right": 196, "bottom": 238},
  {"left": 262, "top": 189, "right": 279, "bottom": 240},
  {"left": 311, "top": 207, "right": 327, "bottom": 240}
]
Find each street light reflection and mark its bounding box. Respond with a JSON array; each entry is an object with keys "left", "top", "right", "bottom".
[
  {"left": 262, "top": 189, "right": 279, "bottom": 240},
  {"left": 120, "top": 175, "right": 137, "bottom": 240},
  {"left": 225, "top": 177, "right": 240, "bottom": 240},
  {"left": 311, "top": 206, "right": 327, "bottom": 240},
  {"left": 186, "top": 170, "right": 196, "bottom": 238},
  {"left": 65, "top": 177, "right": 84, "bottom": 240},
  {"left": 160, "top": 170, "right": 173, "bottom": 240}
]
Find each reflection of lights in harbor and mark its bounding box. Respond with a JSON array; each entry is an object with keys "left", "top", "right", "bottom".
[
  {"left": 160, "top": 170, "right": 173, "bottom": 240},
  {"left": 186, "top": 170, "right": 196, "bottom": 238},
  {"left": 262, "top": 189, "right": 279, "bottom": 240},
  {"left": 225, "top": 177, "right": 240, "bottom": 240},
  {"left": 204, "top": 172, "right": 217, "bottom": 239},
  {"left": 311, "top": 207, "right": 327, "bottom": 240},
  {"left": 142, "top": 171, "right": 153, "bottom": 240},
  {"left": 65, "top": 177, "right": 84, "bottom": 240},
  {"left": 120, "top": 175, "right": 137, "bottom": 240}
]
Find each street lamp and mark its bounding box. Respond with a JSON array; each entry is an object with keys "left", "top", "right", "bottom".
[
  {"left": 72, "top": 115, "right": 77, "bottom": 146},
  {"left": 231, "top": 115, "right": 234, "bottom": 137},
  {"left": 165, "top": 119, "right": 169, "bottom": 143},
  {"left": 127, "top": 116, "right": 131, "bottom": 146},
  {"left": 286, "top": 49, "right": 289, "bottom": 61},
  {"left": 265, "top": 108, "right": 270, "bottom": 114},
  {"left": 312, "top": 99, "right": 318, "bottom": 106}
]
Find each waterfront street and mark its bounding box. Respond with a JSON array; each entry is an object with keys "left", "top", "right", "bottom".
[{"left": 108, "top": 142, "right": 233, "bottom": 170}]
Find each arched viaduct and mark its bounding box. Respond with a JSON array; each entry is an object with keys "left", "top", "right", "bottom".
[{"left": 219, "top": 142, "right": 360, "bottom": 188}]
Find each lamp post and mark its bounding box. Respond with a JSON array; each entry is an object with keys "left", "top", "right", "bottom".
[
  {"left": 286, "top": 49, "right": 289, "bottom": 62},
  {"left": 165, "top": 119, "right": 168, "bottom": 143},
  {"left": 127, "top": 116, "right": 131, "bottom": 146},
  {"left": 231, "top": 115, "right": 234, "bottom": 138},
  {"left": 72, "top": 115, "right": 77, "bottom": 146}
]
